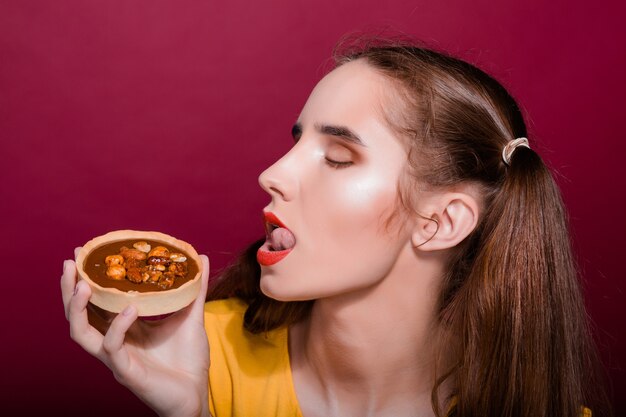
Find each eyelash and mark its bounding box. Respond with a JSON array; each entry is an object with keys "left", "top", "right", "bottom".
[{"left": 324, "top": 157, "right": 353, "bottom": 169}]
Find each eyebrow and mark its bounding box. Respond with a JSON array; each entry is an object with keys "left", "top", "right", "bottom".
[{"left": 291, "top": 122, "right": 367, "bottom": 147}]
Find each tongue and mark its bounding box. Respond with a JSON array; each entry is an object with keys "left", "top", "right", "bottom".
[{"left": 269, "top": 227, "right": 296, "bottom": 251}]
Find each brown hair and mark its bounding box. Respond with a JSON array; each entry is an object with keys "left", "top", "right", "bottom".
[{"left": 208, "top": 40, "right": 611, "bottom": 416}]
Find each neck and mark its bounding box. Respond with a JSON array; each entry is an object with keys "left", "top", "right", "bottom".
[{"left": 290, "top": 245, "right": 449, "bottom": 416}]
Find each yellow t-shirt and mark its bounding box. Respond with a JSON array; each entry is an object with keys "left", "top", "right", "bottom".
[
  {"left": 204, "top": 298, "right": 592, "bottom": 417},
  {"left": 205, "top": 298, "right": 303, "bottom": 417}
]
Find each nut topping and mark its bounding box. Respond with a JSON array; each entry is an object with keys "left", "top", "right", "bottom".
[
  {"left": 105, "top": 255, "right": 124, "bottom": 266},
  {"left": 170, "top": 253, "right": 187, "bottom": 262},
  {"left": 133, "top": 241, "right": 151, "bottom": 253},
  {"left": 148, "top": 246, "right": 170, "bottom": 258},
  {"left": 102, "top": 241, "right": 189, "bottom": 289},
  {"left": 106, "top": 264, "right": 126, "bottom": 280},
  {"left": 126, "top": 267, "right": 143, "bottom": 283},
  {"left": 120, "top": 247, "right": 147, "bottom": 261}
]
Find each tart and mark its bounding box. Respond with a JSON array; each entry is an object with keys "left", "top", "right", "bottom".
[{"left": 75, "top": 230, "right": 202, "bottom": 316}]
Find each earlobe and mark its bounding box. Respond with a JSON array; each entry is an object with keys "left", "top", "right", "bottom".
[{"left": 411, "top": 193, "right": 479, "bottom": 251}]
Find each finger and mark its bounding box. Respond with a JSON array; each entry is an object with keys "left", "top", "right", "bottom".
[
  {"left": 61, "top": 260, "right": 78, "bottom": 319},
  {"left": 102, "top": 305, "right": 138, "bottom": 377},
  {"left": 190, "top": 255, "right": 210, "bottom": 313},
  {"left": 68, "top": 280, "right": 104, "bottom": 356},
  {"left": 74, "top": 246, "right": 82, "bottom": 260}
]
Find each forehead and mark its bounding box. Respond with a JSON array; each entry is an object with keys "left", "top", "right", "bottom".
[{"left": 299, "top": 60, "right": 395, "bottom": 128}]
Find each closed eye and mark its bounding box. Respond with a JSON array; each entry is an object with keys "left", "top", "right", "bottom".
[
  {"left": 324, "top": 158, "right": 353, "bottom": 168},
  {"left": 324, "top": 141, "right": 354, "bottom": 169}
]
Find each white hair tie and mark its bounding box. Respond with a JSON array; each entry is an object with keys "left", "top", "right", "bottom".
[{"left": 502, "top": 137, "right": 530, "bottom": 166}]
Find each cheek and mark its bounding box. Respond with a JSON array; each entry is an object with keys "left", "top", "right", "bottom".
[
  {"left": 264, "top": 177, "right": 403, "bottom": 300},
  {"left": 302, "top": 171, "right": 403, "bottom": 266},
  {"left": 328, "top": 173, "right": 398, "bottom": 235},
  {"left": 260, "top": 169, "right": 408, "bottom": 301}
]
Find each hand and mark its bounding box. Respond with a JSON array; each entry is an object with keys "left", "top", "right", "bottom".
[{"left": 61, "top": 248, "right": 211, "bottom": 417}]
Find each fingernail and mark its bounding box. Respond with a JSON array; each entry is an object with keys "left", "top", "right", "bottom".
[
  {"left": 121, "top": 305, "right": 134, "bottom": 316},
  {"left": 63, "top": 260, "right": 68, "bottom": 273}
]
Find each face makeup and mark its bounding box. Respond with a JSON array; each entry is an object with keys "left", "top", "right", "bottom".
[{"left": 257, "top": 60, "right": 414, "bottom": 301}]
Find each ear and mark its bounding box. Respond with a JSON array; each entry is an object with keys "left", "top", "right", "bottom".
[{"left": 411, "top": 192, "right": 480, "bottom": 251}]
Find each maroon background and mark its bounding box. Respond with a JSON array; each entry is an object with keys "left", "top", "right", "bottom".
[{"left": 1, "top": 0, "right": 624, "bottom": 414}]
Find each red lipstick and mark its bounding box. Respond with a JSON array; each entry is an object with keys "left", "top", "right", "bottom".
[
  {"left": 264, "top": 211, "right": 287, "bottom": 230},
  {"left": 257, "top": 211, "right": 294, "bottom": 266}
]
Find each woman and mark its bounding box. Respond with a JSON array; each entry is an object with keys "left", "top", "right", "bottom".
[{"left": 61, "top": 40, "right": 610, "bottom": 416}]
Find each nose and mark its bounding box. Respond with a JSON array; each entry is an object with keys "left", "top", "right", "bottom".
[{"left": 258, "top": 150, "right": 299, "bottom": 202}]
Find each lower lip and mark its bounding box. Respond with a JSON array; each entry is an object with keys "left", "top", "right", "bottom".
[{"left": 256, "top": 242, "right": 292, "bottom": 266}]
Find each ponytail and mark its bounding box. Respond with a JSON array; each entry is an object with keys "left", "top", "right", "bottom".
[{"left": 438, "top": 146, "right": 610, "bottom": 416}]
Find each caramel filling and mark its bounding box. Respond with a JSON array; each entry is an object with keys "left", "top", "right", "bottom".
[{"left": 83, "top": 239, "right": 199, "bottom": 293}]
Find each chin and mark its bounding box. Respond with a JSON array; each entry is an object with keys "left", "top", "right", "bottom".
[
  {"left": 259, "top": 273, "right": 313, "bottom": 302},
  {"left": 259, "top": 277, "right": 296, "bottom": 302}
]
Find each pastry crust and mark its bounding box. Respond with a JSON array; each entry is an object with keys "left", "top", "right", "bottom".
[{"left": 76, "top": 230, "right": 202, "bottom": 316}]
